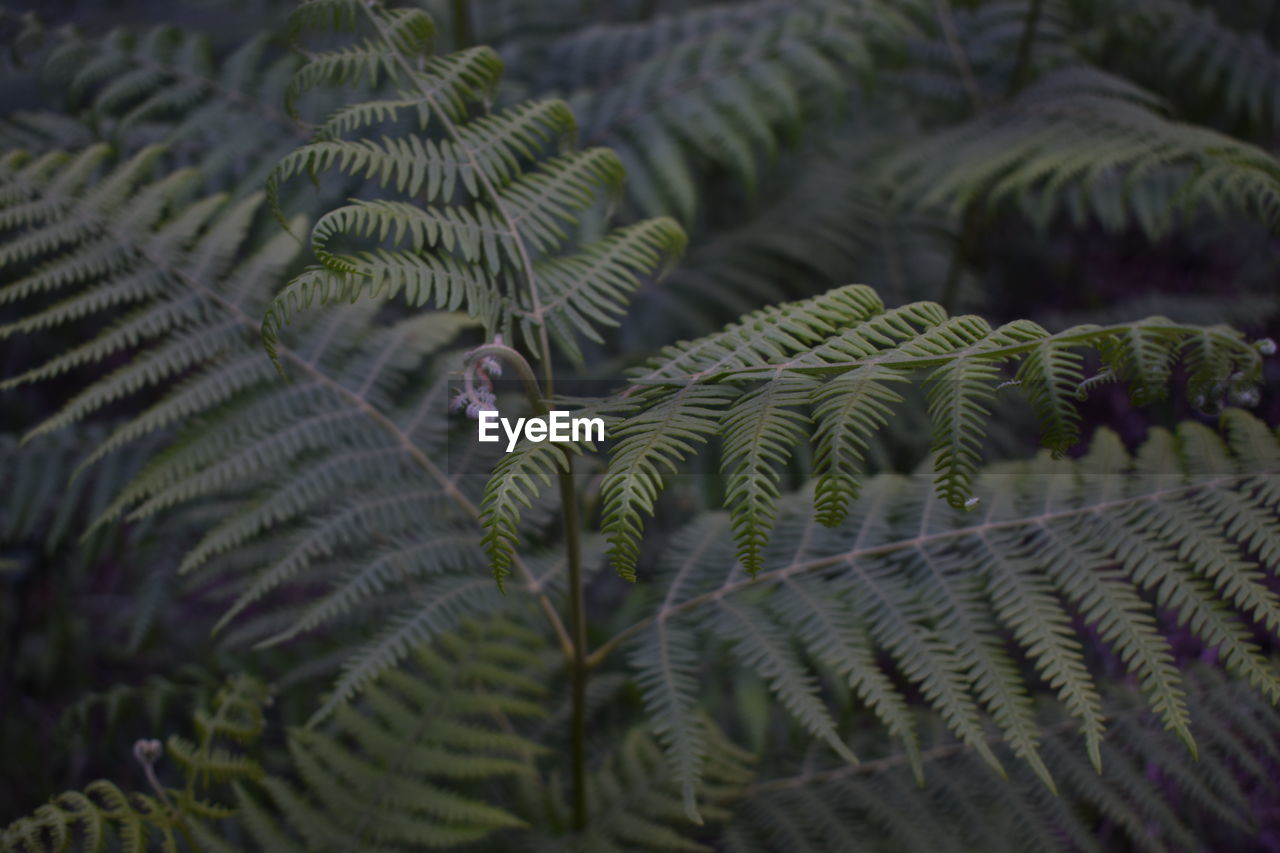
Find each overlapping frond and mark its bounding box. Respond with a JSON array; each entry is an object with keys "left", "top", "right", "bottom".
[
  {"left": 3, "top": 2, "right": 1280, "bottom": 849},
  {"left": 6, "top": 20, "right": 308, "bottom": 191},
  {"left": 556, "top": 0, "right": 920, "bottom": 220},
  {"left": 531, "top": 726, "right": 754, "bottom": 851},
  {"left": 0, "top": 425, "right": 153, "bottom": 558},
  {"left": 722, "top": 674, "right": 1278, "bottom": 852},
  {"left": 623, "top": 410, "right": 1280, "bottom": 807},
  {"left": 237, "top": 620, "right": 546, "bottom": 852},
  {"left": 887, "top": 67, "right": 1280, "bottom": 236},
  {"left": 1108, "top": 0, "right": 1280, "bottom": 134},
  {"left": 262, "top": 0, "right": 685, "bottom": 366}
]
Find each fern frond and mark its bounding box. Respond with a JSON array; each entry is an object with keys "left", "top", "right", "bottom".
[
  {"left": 724, "top": 674, "right": 1278, "bottom": 852},
  {"left": 620, "top": 411, "right": 1280, "bottom": 803},
  {"left": 721, "top": 376, "right": 814, "bottom": 575},
  {"left": 810, "top": 364, "right": 907, "bottom": 525},
  {"left": 479, "top": 438, "right": 580, "bottom": 589},
  {"left": 240, "top": 619, "right": 545, "bottom": 851},
  {"left": 13, "top": 22, "right": 309, "bottom": 192},
  {"left": 265, "top": 0, "right": 685, "bottom": 365},
  {"left": 1110, "top": 0, "right": 1280, "bottom": 134},
  {"left": 545, "top": 725, "right": 754, "bottom": 851},
  {"left": 0, "top": 139, "right": 539, "bottom": 705},
  {"left": 629, "top": 614, "right": 709, "bottom": 824},
  {"left": 887, "top": 67, "right": 1280, "bottom": 236},
  {"left": 587, "top": 285, "right": 1266, "bottom": 578},
  {"left": 2, "top": 781, "right": 162, "bottom": 853},
  {"left": 562, "top": 0, "right": 918, "bottom": 220}
]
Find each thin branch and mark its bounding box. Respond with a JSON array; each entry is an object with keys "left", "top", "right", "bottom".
[
  {"left": 1007, "top": 0, "right": 1044, "bottom": 99},
  {"left": 560, "top": 459, "right": 589, "bottom": 830},
  {"left": 935, "top": 0, "right": 984, "bottom": 112},
  {"left": 451, "top": 0, "right": 473, "bottom": 50},
  {"left": 133, "top": 739, "right": 203, "bottom": 852},
  {"left": 743, "top": 718, "right": 1071, "bottom": 797}
]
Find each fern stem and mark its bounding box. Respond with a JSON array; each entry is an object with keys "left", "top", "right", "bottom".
[
  {"left": 744, "top": 716, "right": 1083, "bottom": 796},
  {"left": 934, "top": 0, "right": 983, "bottom": 112},
  {"left": 451, "top": 0, "right": 472, "bottom": 49},
  {"left": 273, "top": 4, "right": 578, "bottom": 658},
  {"left": 361, "top": 7, "right": 591, "bottom": 829},
  {"left": 939, "top": 203, "right": 981, "bottom": 314},
  {"left": 1007, "top": 0, "right": 1044, "bottom": 98},
  {"left": 135, "top": 746, "right": 203, "bottom": 853},
  {"left": 386, "top": 8, "right": 591, "bottom": 818},
  {"left": 560, "top": 460, "right": 590, "bottom": 830},
  {"left": 468, "top": 342, "right": 548, "bottom": 413},
  {"left": 587, "top": 471, "right": 1248, "bottom": 669}
]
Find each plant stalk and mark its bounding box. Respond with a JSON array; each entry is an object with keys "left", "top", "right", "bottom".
[
  {"left": 940, "top": 203, "right": 979, "bottom": 314},
  {"left": 351, "top": 4, "right": 598, "bottom": 831},
  {"left": 559, "top": 459, "right": 589, "bottom": 831},
  {"left": 1008, "top": 0, "right": 1044, "bottom": 99},
  {"left": 935, "top": 0, "right": 983, "bottom": 112},
  {"left": 471, "top": 314, "right": 587, "bottom": 831},
  {"left": 451, "top": 0, "right": 472, "bottom": 50},
  {"left": 944, "top": 0, "right": 1041, "bottom": 313}
]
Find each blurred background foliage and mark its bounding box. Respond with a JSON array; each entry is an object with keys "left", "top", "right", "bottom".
[{"left": 1, "top": 0, "right": 1279, "bottom": 849}]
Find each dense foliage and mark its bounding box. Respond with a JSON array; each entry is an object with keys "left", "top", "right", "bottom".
[{"left": 2, "top": 0, "right": 1279, "bottom": 850}]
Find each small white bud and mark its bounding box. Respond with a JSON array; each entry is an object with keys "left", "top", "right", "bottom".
[
  {"left": 963, "top": 496, "right": 981, "bottom": 511},
  {"left": 1256, "top": 338, "right": 1277, "bottom": 356}
]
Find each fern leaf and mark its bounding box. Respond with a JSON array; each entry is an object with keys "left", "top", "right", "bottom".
[
  {"left": 585, "top": 286, "right": 1265, "bottom": 577},
  {"left": 623, "top": 411, "right": 1280, "bottom": 801},
  {"left": 266, "top": 1, "right": 684, "bottom": 365},
  {"left": 241, "top": 620, "right": 544, "bottom": 851}
]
